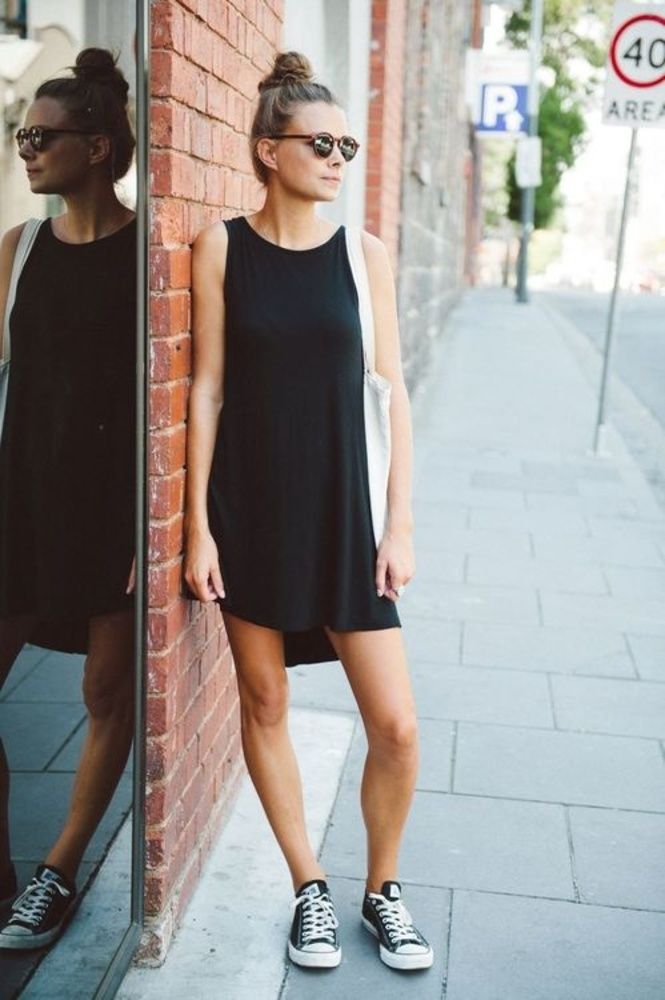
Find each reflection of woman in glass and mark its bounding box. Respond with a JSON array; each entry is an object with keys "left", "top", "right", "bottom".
[
  {"left": 0, "top": 48, "right": 136, "bottom": 949},
  {"left": 185, "top": 52, "right": 432, "bottom": 971}
]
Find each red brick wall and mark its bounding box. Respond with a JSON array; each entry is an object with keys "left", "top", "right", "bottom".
[
  {"left": 364, "top": 0, "right": 407, "bottom": 270},
  {"left": 142, "top": 0, "right": 283, "bottom": 963}
]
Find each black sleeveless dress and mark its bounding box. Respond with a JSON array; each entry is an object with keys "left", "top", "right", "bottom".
[
  {"left": 207, "top": 215, "right": 400, "bottom": 667},
  {"left": 0, "top": 217, "right": 136, "bottom": 653}
]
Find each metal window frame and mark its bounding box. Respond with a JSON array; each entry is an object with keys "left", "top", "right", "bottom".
[{"left": 92, "top": 0, "right": 150, "bottom": 994}]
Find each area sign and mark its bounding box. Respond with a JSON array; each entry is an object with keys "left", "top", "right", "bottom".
[{"left": 603, "top": 2, "right": 665, "bottom": 126}]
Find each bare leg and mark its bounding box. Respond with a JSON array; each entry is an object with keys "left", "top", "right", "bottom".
[
  {"left": 222, "top": 610, "right": 324, "bottom": 892},
  {"left": 44, "top": 607, "right": 134, "bottom": 883},
  {"left": 324, "top": 625, "right": 418, "bottom": 893},
  {"left": 0, "top": 615, "right": 36, "bottom": 886}
]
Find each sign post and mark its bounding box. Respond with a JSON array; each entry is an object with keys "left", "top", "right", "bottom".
[{"left": 594, "top": 1, "right": 665, "bottom": 453}]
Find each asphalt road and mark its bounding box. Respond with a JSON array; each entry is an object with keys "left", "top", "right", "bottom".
[{"left": 540, "top": 289, "right": 665, "bottom": 430}]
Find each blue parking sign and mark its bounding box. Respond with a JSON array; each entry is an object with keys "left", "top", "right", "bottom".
[{"left": 476, "top": 83, "right": 529, "bottom": 135}]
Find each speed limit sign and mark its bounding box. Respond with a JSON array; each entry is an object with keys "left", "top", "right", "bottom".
[{"left": 603, "top": 2, "right": 665, "bottom": 126}]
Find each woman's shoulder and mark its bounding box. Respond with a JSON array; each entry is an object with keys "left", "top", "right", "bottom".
[{"left": 193, "top": 218, "right": 232, "bottom": 254}]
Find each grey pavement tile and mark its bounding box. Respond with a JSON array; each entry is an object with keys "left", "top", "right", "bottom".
[
  {"left": 323, "top": 786, "right": 574, "bottom": 899},
  {"left": 527, "top": 493, "right": 642, "bottom": 518},
  {"left": 470, "top": 470, "right": 579, "bottom": 495},
  {"left": 468, "top": 506, "right": 590, "bottom": 536},
  {"left": 532, "top": 531, "right": 665, "bottom": 567},
  {"left": 0, "top": 701, "right": 87, "bottom": 769},
  {"left": 550, "top": 674, "right": 665, "bottom": 739},
  {"left": 1, "top": 646, "right": 53, "bottom": 699},
  {"left": 463, "top": 622, "right": 635, "bottom": 677},
  {"left": 5, "top": 651, "right": 84, "bottom": 702},
  {"left": 569, "top": 806, "right": 665, "bottom": 910},
  {"left": 410, "top": 547, "right": 465, "bottom": 584},
  {"left": 586, "top": 516, "right": 665, "bottom": 543},
  {"left": 419, "top": 486, "right": 528, "bottom": 511},
  {"left": 446, "top": 890, "right": 665, "bottom": 1000},
  {"left": 402, "top": 617, "right": 462, "bottom": 665},
  {"left": 626, "top": 633, "right": 665, "bottom": 681},
  {"left": 454, "top": 722, "right": 665, "bottom": 811},
  {"left": 603, "top": 565, "right": 665, "bottom": 598},
  {"left": 289, "top": 660, "right": 357, "bottom": 714},
  {"left": 9, "top": 771, "right": 132, "bottom": 863},
  {"left": 400, "top": 582, "right": 540, "bottom": 625},
  {"left": 466, "top": 554, "right": 607, "bottom": 595},
  {"left": 541, "top": 591, "right": 665, "bottom": 633},
  {"left": 420, "top": 525, "right": 533, "bottom": 558},
  {"left": 413, "top": 502, "right": 469, "bottom": 535},
  {"left": 521, "top": 459, "right": 621, "bottom": 483},
  {"left": 411, "top": 663, "right": 554, "bottom": 728},
  {"left": 283, "top": 878, "right": 449, "bottom": 1000}
]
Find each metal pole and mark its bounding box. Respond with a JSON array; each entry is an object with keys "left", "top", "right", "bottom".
[
  {"left": 592, "top": 127, "right": 638, "bottom": 453},
  {"left": 515, "top": 0, "right": 544, "bottom": 304}
]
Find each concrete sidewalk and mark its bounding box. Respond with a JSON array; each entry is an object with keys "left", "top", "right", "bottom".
[{"left": 120, "top": 288, "right": 665, "bottom": 1000}]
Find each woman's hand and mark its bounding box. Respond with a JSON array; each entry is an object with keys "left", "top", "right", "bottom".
[
  {"left": 184, "top": 527, "right": 225, "bottom": 602},
  {"left": 375, "top": 528, "right": 415, "bottom": 602}
]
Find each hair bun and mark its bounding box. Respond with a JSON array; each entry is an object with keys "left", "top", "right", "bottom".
[
  {"left": 258, "top": 51, "right": 314, "bottom": 93},
  {"left": 73, "top": 48, "right": 129, "bottom": 103}
]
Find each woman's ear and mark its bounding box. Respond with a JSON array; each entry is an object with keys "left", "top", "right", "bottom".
[
  {"left": 255, "top": 136, "right": 279, "bottom": 174},
  {"left": 87, "top": 133, "right": 113, "bottom": 169}
]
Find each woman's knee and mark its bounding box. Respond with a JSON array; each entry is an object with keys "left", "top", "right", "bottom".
[
  {"left": 367, "top": 712, "right": 418, "bottom": 756},
  {"left": 237, "top": 666, "right": 289, "bottom": 729}
]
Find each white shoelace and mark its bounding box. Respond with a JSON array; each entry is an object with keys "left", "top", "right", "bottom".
[
  {"left": 372, "top": 897, "right": 422, "bottom": 945},
  {"left": 296, "top": 892, "right": 339, "bottom": 945},
  {"left": 9, "top": 877, "right": 69, "bottom": 928}
]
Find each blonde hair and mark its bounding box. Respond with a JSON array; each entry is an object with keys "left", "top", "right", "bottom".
[{"left": 250, "top": 51, "right": 338, "bottom": 185}]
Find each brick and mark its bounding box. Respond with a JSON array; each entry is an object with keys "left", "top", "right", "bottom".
[{"left": 149, "top": 470, "right": 185, "bottom": 519}]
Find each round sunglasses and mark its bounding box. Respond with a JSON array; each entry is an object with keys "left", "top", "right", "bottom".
[
  {"left": 15, "top": 125, "right": 98, "bottom": 152},
  {"left": 264, "top": 132, "right": 360, "bottom": 162}
]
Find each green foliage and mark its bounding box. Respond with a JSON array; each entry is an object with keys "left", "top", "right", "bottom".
[{"left": 503, "top": 0, "right": 613, "bottom": 228}]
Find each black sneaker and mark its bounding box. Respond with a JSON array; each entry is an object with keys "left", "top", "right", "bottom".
[
  {"left": 0, "top": 864, "right": 77, "bottom": 950},
  {"left": 362, "top": 880, "right": 433, "bottom": 970},
  {"left": 288, "top": 878, "right": 342, "bottom": 968}
]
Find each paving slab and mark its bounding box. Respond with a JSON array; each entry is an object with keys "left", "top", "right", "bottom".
[
  {"left": 410, "top": 662, "right": 554, "bottom": 728},
  {"left": 446, "top": 890, "right": 665, "bottom": 1000},
  {"left": 466, "top": 553, "right": 607, "bottom": 594},
  {"left": 462, "top": 621, "right": 635, "bottom": 677},
  {"left": 400, "top": 581, "right": 540, "bottom": 624},
  {"left": 626, "top": 633, "right": 665, "bottom": 681},
  {"left": 550, "top": 674, "right": 665, "bottom": 739},
  {"left": 568, "top": 806, "right": 665, "bottom": 911},
  {"left": 453, "top": 721, "right": 665, "bottom": 811},
  {"left": 323, "top": 783, "right": 574, "bottom": 900}
]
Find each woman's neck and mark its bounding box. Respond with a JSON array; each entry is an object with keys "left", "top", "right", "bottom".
[
  {"left": 55, "top": 186, "right": 134, "bottom": 243},
  {"left": 251, "top": 197, "right": 334, "bottom": 250}
]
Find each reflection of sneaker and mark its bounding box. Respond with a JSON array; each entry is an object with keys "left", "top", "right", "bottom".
[
  {"left": 0, "top": 864, "right": 18, "bottom": 907},
  {"left": 0, "top": 864, "right": 77, "bottom": 950},
  {"left": 362, "top": 880, "right": 434, "bottom": 970},
  {"left": 288, "top": 878, "right": 342, "bottom": 968}
]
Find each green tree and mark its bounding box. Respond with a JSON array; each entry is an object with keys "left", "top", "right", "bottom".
[{"left": 505, "top": 0, "right": 613, "bottom": 228}]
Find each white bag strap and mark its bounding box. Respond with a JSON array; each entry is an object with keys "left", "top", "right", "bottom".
[
  {"left": 344, "top": 225, "right": 376, "bottom": 372},
  {"left": 2, "top": 218, "right": 43, "bottom": 363}
]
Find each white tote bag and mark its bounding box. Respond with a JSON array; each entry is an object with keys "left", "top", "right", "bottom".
[
  {"left": 1, "top": 218, "right": 42, "bottom": 441},
  {"left": 344, "top": 226, "right": 391, "bottom": 549}
]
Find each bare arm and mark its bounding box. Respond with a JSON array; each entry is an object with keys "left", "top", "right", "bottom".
[
  {"left": 0, "top": 225, "right": 26, "bottom": 359},
  {"left": 183, "top": 221, "right": 229, "bottom": 602},
  {"left": 361, "top": 230, "right": 415, "bottom": 600}
]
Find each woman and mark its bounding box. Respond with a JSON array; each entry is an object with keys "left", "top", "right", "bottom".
[
  {"left": 184, "top": 51, "right": 432, "bottom": 971},
  {"left": 0, "top": 48, "right": 136, "bottom": 949}
]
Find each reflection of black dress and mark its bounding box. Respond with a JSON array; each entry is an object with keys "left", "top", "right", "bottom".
[
  {"left": 0, "top": 218, "right": 136, "bottom": 653},
  {"left": 207, "top": 216, "right": 400, "bottom": 668}
]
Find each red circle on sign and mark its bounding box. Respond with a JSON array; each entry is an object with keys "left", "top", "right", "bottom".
[{"left": 610, "top": 13, "right": 665, "bottom": 88}]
